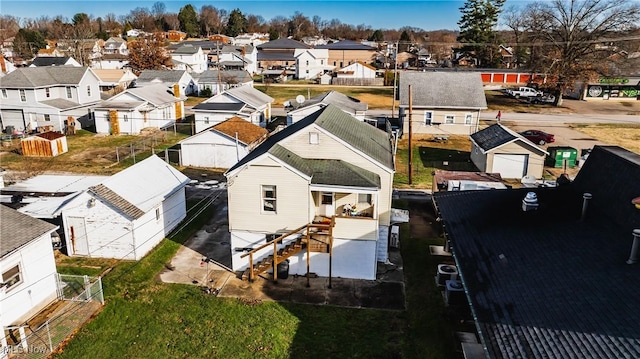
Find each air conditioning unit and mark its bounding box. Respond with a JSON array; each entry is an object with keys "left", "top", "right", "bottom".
[
  {"left": 445, "top": 279, "right": 465, "bottom": 306},
  {"left": 436, "top": 264, "right": 458, "bottom": 286},
  {"left": 389, "top": 225, "right": 400, "bottom": 248}
]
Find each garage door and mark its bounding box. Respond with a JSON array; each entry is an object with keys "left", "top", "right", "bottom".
[
  {"left": 0, "top": 109, "right": 25, "bottom": 132},
  {"left": 493, "top": 154, "right": 528, "bottom": 179}
]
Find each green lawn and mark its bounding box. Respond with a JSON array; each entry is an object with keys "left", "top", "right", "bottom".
[{"left": 53, "top": 198, "right": 455, "bottom": 359}]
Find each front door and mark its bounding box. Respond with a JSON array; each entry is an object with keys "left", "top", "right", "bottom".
[{"left": 67, "top": 216, "right": 89, "bottom": 256}]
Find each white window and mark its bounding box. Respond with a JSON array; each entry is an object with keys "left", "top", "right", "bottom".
[
  {"left": 1, "top": 89, "right": 6, "bottom": 98},
  {"left": 204, "top": 117, "right": 210, "bottom": 125},
  {"left": 358, "top": 193, "right": 372, "bottom": 203},
  {"left": 321, "top": 60, "right": 324, "bottom": 65},
  {"left": 123, "top": 114, "right": 128, "bottom": 122},
  {"left": 309, "top": 132, "right": 319, "bottom": 144},
  {"left": 445, "top": 115, "right": 455, "bottom": 124},
  {"left": 87, "top": 85, "right": 91, "bottom": 97},
  {"left": 306, "top": 60, "right": 309, "bottom": 66},
  {"left": 44, "top": 114, "right": 50, "bottom": 121},
  {"left": 19, "top": 89, "right": 26, "bottom": 102},
  {"left": 155, "top": 208, "right": 160, "bottom": 221},
  {"left": 66, "top": 87, "right": 72, "bottom": 99},
  {"left": 262, "top": 185, "right": 276, "bottom": 212},
  {"left": 2, "top": 264, "right": 22, "bottom": 291},
  {"left": 424, "top": 111, "right": 433, "bottom": 125},
  {"left": 45, "top": 88, "right": 50, "bottom": 98},
  {"left": 464, "top": 113, "right": 473, "bottom": 125}
]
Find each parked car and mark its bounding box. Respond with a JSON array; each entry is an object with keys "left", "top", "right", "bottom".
[
  {"left": 528, "top": 94, "right": 556, "bottom": 104},
  {"left": 520, "top": 129, "right": 555, "bottom": 145}
]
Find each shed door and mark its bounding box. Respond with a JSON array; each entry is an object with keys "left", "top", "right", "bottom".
[
  {"left": 493, "top": 154, "right": 528, "bottom": 179},
  {"left": 67, "top": 216, "right": 89, "bottom": 256}
]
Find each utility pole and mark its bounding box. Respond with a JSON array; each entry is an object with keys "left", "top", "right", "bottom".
[
  {"left": 391, "top": 41, "right": 398, "bottom": 118},
  {"left": 408, "top": 85, "right": 413, "bottom": 185}
]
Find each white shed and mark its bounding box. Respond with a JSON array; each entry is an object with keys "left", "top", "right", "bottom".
[
  {"left": 179, "top": 116, "right": 267, "bottom": 169},
  {"left": 61, "top": 155, "right": 189, "bottom": 260},
  {"left": 1, "top": 206, "right": 59, "bottom": 329}
]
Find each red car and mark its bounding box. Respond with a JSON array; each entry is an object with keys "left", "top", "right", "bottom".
[{"left": 519, "top": 130, "right": 555, "bottom": 145}]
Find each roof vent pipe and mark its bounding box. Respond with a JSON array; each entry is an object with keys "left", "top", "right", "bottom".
[
  {"left": 626, "top": 229, "right": 640, "bottom": 265},
  {"left": 522, "top": 192, "right": 539, "bottom": 212},
  {"left": 581, "top": 193, "right": 592, "bottom": 221}
]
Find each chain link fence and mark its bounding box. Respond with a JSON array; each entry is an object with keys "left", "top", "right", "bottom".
[{"left": 2, "top": 274, "right": 104, "bottom": 359}]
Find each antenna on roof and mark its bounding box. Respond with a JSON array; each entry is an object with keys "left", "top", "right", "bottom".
[{"left": 295, "top": 95, "right": 305, "bottom": 104}]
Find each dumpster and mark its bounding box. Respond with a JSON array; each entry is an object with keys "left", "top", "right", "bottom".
[{"left": 546, "top": 146, "right": 578, "bottom": 168}]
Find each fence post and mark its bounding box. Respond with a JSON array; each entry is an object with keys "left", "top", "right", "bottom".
[
  {"left": 130, "top": 143, "right": 135, "bottom": 164},
  {"left": 173, "top": 123, "right": 177, "bottom": 134},
  {"left": 46, "top": 320, "right": 53, "bottom": 352},
  {"left": 164, "top": 149, "right": 169, "bottom": 163},
  {"left": 116, "top": 147, "right": 120, "bottom": 162},
  {"left": 84, "top": 275, "right": 90, "bottom": 301},
  {"left": 98, "top": 277, "right": 105, "bottom": 304}
]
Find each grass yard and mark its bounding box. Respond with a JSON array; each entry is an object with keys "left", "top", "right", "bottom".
[
  {"left": 570, "top": 123, "right": 640, "bottom": 154},
  {"left": 394, "top": 135, "right": 475, "bottom": 189},
  {"left": 255, "top": 84, "right": 393, "bottom": 109},
  {"left": 53, "top": 198, "right": 425, "bottom": 359},
  {"left": 0, "top": 129, "right": 187, "bottom": 177}
]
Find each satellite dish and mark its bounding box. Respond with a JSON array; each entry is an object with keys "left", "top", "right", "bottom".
[{"left": 295, "top": 95, "right": 305, "bottom": 104}]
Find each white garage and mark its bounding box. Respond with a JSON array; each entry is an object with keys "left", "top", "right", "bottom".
[
  {"left": 179, "top": 116, "right": 267, "bottom": 169},
  {"left": 1, "top": 109, "right": 27, "bottom": 132},
  {"left": 470, "top": 124, "right": 547, "bottom": 179}
]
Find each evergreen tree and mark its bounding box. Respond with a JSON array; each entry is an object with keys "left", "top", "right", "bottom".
[
  {"left": 399, "top": 30, "right": 411, "bottom": 52},
  {"left": 456, "top": 0, "right": 505, "bottom": 67},
  {"left": 13, "top": 29, "right": 46, "bottom": 59},
  {"left": 368, "top": 29, "right": 384, "bottom": 42},
  {"left": 178, "top": 4, "right": 199, "bottom": 37},
  {"left": 268, "top": 27, "right": 279, "bottom": 41},
  {"left": 225, "top": 9, "right": 247, "bottom": 37}
]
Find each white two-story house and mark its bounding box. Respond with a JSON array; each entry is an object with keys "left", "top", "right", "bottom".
[
  {"left": 0, "top": 66, "right": 102, "bottom": 133},
  {"left": 103, "top": 37, "right": 129, "bottom": 56},
  {"left": 224, "top": 104, "right": 395, "bottom": 280},
  {"left": 170, "top": 44, "right": 207, "bottom": 74},
  {"left": 294, "top": 48, "right": 332, "bottom": 80}
]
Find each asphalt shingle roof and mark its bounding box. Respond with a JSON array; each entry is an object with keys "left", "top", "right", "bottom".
[
  {"left": 173, "top": 44, "right": 200, "bottom": 54},
  {"left": 399, "top": 71, "right": 487, "bottom": 109},
  {"left": 136, "top": 70, "right": 187, "bottom": 84},
  {"left": 288, "top": 91, "right": 368, "bottom": 113},
  {"left": 225, "top": 86, "right": 274, "bottom": 109},
  {"left": 316, "top": 40, "right": 376, "bottom": 50},
  {"left": 89, "top": 184, "right": 146, "bottom": 220},
  {"left": 1, "top": 205, "right": 58, "bottom": 258},
  {"left": 470, "top": 124, "right": 546, "bottom": 155},
  {"left": 212, "top": 116, "right": 267, "bottom": 145},
  {"left": 30, "top": 57, "right": 74, "bottom": 67},
  {"left": 0, "top": 67, "right": 89, "bottom": 88},
  {"left": 268, "top": 145, "right": 380, "bottom": 187},
  {"left": 192, "top": 70, "right": 252, "bottom": 84},
  {"left": 193, "top": 102, "right": 244, "bottom": 112},
  {"left": 257, "top": 38, "right": 311, "bottom": 50},
  {"left": 227, "top": 104, "right": 393, "bottom": 173},
  {"left": 432, "top": 145, "right": 640, "bottom": 359}
]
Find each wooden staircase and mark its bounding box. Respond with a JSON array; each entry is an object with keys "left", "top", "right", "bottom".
[{"left": 240, "top": 217, "right": 335, "bottom": 282}]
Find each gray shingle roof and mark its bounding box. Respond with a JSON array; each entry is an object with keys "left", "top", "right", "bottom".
[
  {"left": 136, "top": 70, "right": 187, "bottom": 83},
  {"left": 30, "top": 57, "right": 74, "bottom": 67},
  {"left": 257, "top": 38, "right": 311, "bottom": 50},
  {"left": 432, "top": 145, "right": 640, "bottom": 359},
  {"left": 115, "top": 84, "right": 184, "bottom": 106},
  {"left": 0, "top": 67, "right": 89, "bottom": 88},
  {"left": 257, "top": 52, "right": 297, "bottom": 61},
  {"left": 315, "top": 40, "right": 376, "bottom": 50},
  {"left": 1, "top": 205, "right": 58, "bottom": 258},
  {"left": 173, "top": 44, "right": 200, "bottom": 54},
  {"left": 40, "top": 98, "right": 86, "bottom": 110},
  {"left": 88, "top": 184, "right": 146, "bottom": 220},
  {"left": 288, "top": 91, "right": 368, "bottom": 113},
  {"left": 225, "top": 86, "right": 273, "bottom": 108},
  {"left": 470, "top": 124, "right": 546, "bottom": 155},
  {"left": 227, "top": 104, "right": 394, "bottom": 174},
  {"left": 268, "top": 145, "right": 380, "bottom": 187},
  {"left": 399, "top": 71, "right": 488, "bottom": 109},
  {"left": 193, "top": 102, "right": 244, "bottom": 112}
]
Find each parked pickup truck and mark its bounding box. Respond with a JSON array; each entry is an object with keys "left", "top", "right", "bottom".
[
  {"left": 506, "top": 86, "right": 543, "bottom": 99},
  {"left": 527, "top": 93, "right": 556, "bottom": 104}
]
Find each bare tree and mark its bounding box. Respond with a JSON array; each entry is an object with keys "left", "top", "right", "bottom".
[
  {"left": 0, "top": 15, "right": 21, "bottom": 43},
  {"left": 200, "top": 5, "right": 222, "bottom": 36},
  {"left": 523, "top": 0, "right": 640, "bottom": 105}
]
